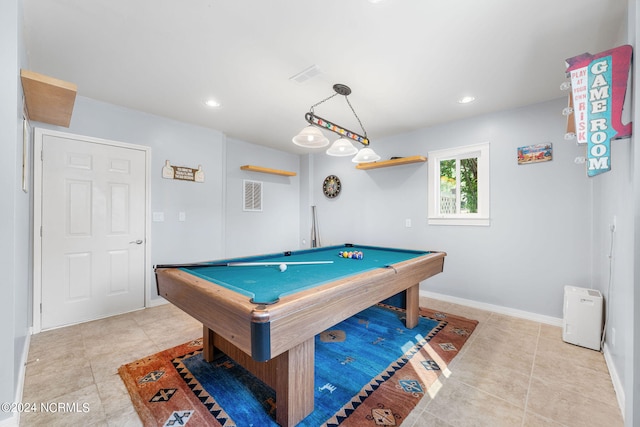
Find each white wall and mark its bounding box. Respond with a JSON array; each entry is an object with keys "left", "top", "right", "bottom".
[
  {"left": 631, "top": 0, "right": 640, "bottom": 420},
  {"left": 0, "top": 0, "right": 18, "bottom": 420},
  {"left": 626, "top": 3, "right": 639, "bottom": 424},
  {"left": 1, "top": 0, "right": 31, "bottom": 423},
  {"left": 599, "top": 0, "right": 639, "bottom": 423},
  {"left": 591, "top": 134, "right": 634, "bottom": 414},
  {"left": 224, "top": 138, "right": 300, "bottom": 257},
  {"left": 310, "top": 98, "right": 591, "bottom": 319},
  {"left": 587, "top": 2, "right": 638, "bottom": 424}
]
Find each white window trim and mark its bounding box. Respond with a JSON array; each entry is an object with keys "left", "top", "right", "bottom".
[{"left": 428, "top": 142, "right": 490, "bottom": 226}]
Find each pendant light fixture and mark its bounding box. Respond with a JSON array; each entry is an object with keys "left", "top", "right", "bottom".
[
  {"left": 351, "top": 147, "right": 381, "bottom": 163},
  {"left": 292, "top": 84, "right": 380, "bottom": 163},
  {"left": 292, "top": 126, "right": 329, "bottom": 147},
  {"left": 326, "top": 138, "right": 358, "bottom": 156}
]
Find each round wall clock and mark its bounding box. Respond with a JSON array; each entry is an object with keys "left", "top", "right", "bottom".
[{"left": 322, "top": 175, "right": 341, "bottom": 198}]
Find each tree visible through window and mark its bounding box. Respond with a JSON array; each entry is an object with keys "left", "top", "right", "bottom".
[
  {"left": 428, "top": 143, "right": 489, "bottom": 226},
  {"left": 439, "top": 157, "right": 478, "bottom": 214}
]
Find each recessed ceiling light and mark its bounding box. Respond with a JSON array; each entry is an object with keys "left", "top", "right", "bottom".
[
  {"left": 458, "top": 96, "right": 476, "bottom": 104},
  {"left": 205, "top": 99, "right": 221, "bottom": 108}
]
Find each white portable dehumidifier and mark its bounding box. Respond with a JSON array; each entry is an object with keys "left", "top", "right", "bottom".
[{"left": 562, "top": 286, "right": 603, "bottom": 351}]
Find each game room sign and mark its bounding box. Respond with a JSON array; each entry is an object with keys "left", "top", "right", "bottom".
[{"left": 565, "top": 45, "right": 632, "bottom": 177}]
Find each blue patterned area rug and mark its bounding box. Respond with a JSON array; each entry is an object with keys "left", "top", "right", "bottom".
[{"left": 119, "top": 304, "right": 477, "bottom": 426}]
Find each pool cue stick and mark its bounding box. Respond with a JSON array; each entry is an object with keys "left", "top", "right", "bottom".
[
  {"left": 155, "top": 260, "right": 334, "bottom": 269},
  {"left": 310, "top": 205, "right": 320, "bottom": 248},
  {"left": 227, "top": 261, "right": 333, "bottom": 267},
  {"left": 154, "top": 262, "right": 224, "bottom": 269}
]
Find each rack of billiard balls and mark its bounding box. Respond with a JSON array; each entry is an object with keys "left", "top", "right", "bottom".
[{"left": 338, "top": 250, "right": 363, "bottom": 260}]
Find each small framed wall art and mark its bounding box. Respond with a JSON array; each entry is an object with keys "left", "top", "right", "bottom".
[{"left": 517, "top": 143, "right": 552, "bottom": 165}]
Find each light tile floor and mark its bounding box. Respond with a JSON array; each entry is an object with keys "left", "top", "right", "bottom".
[{"left": 20, "top": 298, "right": 623, "bottom": 426}]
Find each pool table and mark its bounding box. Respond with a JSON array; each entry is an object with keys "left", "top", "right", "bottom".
[{"left": 155, "top": 244, "right": 445, "bottom": 426}]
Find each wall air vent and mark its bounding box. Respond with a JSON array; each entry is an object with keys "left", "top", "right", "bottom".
[{"left": 243, "top": 180, "right": 263, "bottom": 212}]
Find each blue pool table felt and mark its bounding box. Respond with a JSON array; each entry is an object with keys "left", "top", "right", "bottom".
[{"left": 181, "top": 245, "right": 429, "bottom": 304}]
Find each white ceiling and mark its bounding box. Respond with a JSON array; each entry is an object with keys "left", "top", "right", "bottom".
[{"left": 22, "top": 0, "right": 627, "bottom": 154}]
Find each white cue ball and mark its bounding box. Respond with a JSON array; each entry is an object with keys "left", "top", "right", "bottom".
[{"left": 279, "top": 263, "right": 287, "bottom": 272}]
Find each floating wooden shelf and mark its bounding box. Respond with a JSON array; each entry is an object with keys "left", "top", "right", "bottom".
[
  {"left": 240, "top": 165, "right": 297, "bottom": 176},
  {"left": 21, "top": 69, "right": 77, "bottom": 127},
  {"left": 355, "top": 155, "right": 427, "bottom": 170}
]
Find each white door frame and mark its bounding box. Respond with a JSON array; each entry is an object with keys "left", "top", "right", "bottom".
[{"left": 32, "top": 128, "right": 152, "bottom": 333}]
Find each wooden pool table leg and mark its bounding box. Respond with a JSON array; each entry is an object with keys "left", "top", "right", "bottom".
[
  {"left": 405, "top": 283, "right": 419, "bottom": 329},
  {"left": 202, "top": 324, "right": 314, "bottom": 426},
  {"left": 203, "top": 325, "right": 216, "bottom": 362},
  {"left": 275, "top": 337, "right": 315, "bottom": 427}
]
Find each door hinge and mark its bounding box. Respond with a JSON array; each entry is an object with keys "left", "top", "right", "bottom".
[
  {"left": 40, "top": 303, "right": 42, "bottom": 314},
  {"left": 40, "top": 226, "right": 42, "bottom": 237}
]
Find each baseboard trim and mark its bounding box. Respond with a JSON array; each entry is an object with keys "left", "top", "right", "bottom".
[
  {"left": 4, "top": 327, "right": 33, "bottom": 427},
  {"left": 147, "top": 297, "right": 169, "bottom": 308},
  {"left": 420, "top": 290, "right": 563, "bottom": 326},
  {"left": 602, "top": 342, "right": 625, "bottom": 421}
]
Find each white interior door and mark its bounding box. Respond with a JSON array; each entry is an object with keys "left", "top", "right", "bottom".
[{"left": 40, "top": 133, "right": 147, "bottom": 329}]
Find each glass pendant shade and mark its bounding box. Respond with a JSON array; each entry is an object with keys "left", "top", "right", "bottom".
[
  {"left": 292, "top": 126, "right": 330, "bottom": 148},
  {"left": 326, "top": 138, "right": 358, "bottom": 156},
  {"left": 351, "top": 147, "right": 381, "bottom": 163}
]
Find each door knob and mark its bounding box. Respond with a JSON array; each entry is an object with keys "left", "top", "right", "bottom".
[{"left": 129, "top": 239, "right": 143, "bottom": 245}]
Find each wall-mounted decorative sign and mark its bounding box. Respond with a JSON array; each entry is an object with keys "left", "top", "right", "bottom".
[
  {"left": 162, "top": 160, "right": 204, "bottom": 182},
  {"left": 517, "top": 143, "right": 552, "bottom": 165},
  {"left": 565, "top": 45, "right": 633, "bottom": 177}
]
